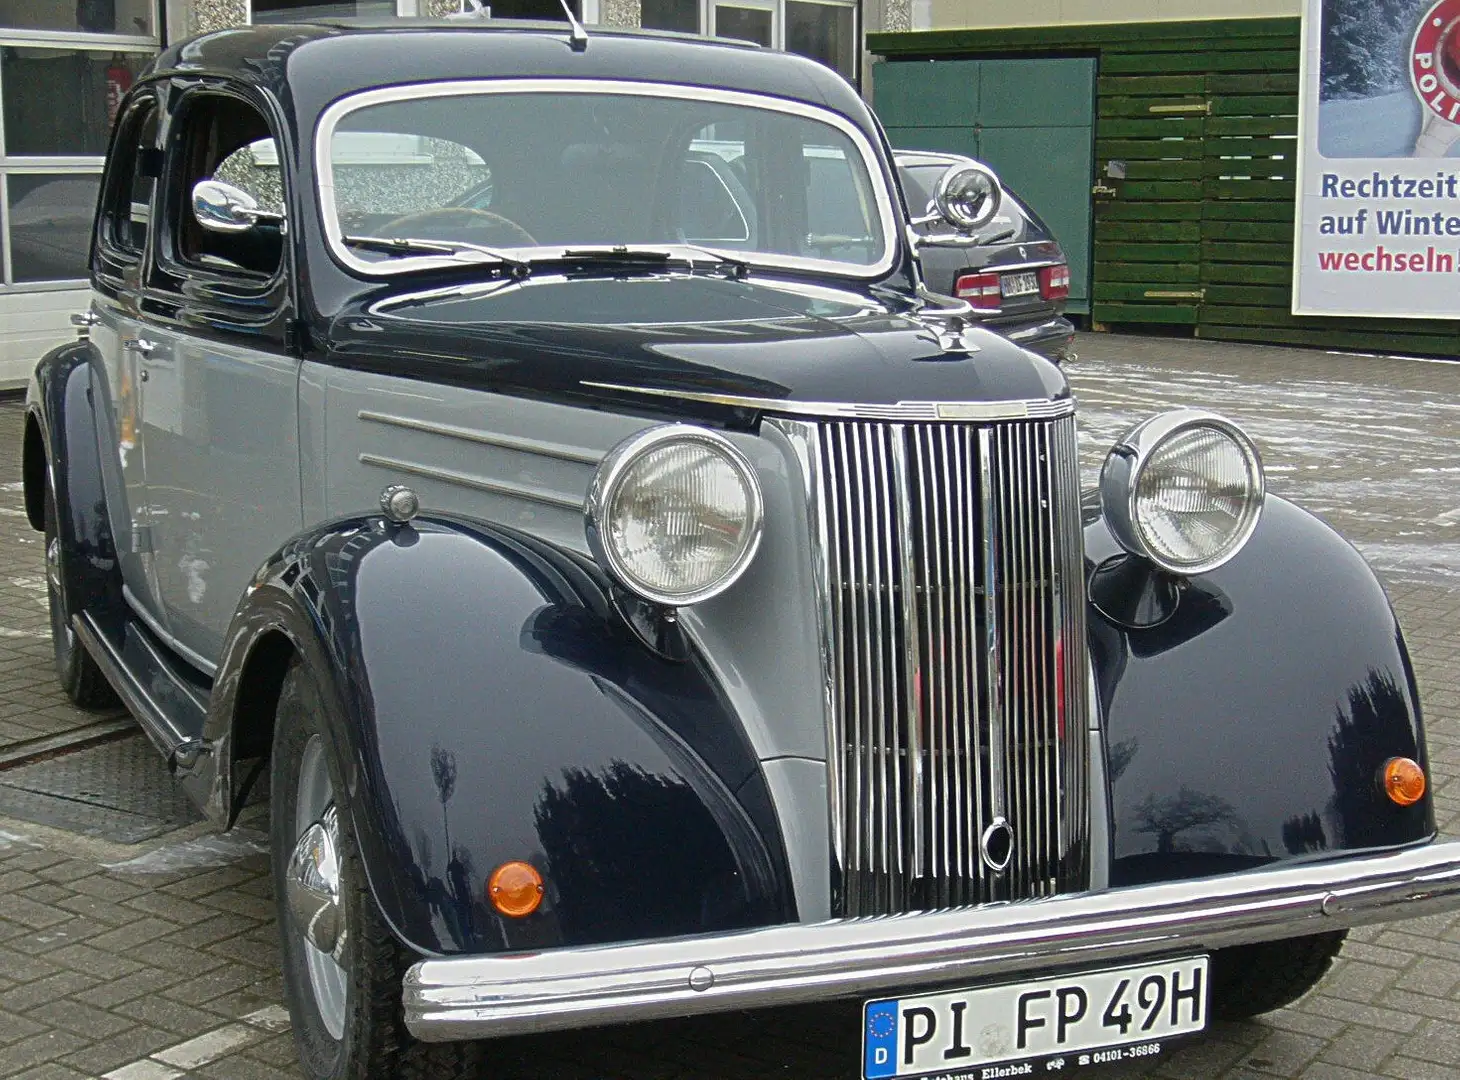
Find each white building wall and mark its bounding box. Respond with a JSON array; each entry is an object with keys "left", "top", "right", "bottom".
[{"left": 0, "top": 289, "right": 88, "bottom": 389}]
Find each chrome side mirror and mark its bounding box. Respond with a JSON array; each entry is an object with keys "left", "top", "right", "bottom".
[
  {"left": 192, "top": 179, "right": 283, "bottom": 234},
  {"left": 910, "top": 161, "right": 1004, "bottom": 249}
]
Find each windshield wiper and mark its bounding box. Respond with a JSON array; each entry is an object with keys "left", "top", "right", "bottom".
[
  {"left": 560, "top": 245, "right": 749, "bottom": 280},
  {"left": 343, "top": 235, "right": 530, "bottom": 276}
]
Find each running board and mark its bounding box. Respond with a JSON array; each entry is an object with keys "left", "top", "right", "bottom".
[{"left": 72, "top": 610, "right": 215, "bottom": 812}]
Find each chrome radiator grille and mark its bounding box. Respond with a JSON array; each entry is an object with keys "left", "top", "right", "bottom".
[{"left": 788, "top": 413, "right": 1089, "bottom": 917}]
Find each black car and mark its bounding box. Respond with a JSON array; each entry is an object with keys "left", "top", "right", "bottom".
[
  {"left": 897, "top": 149, "right": 1077, "bottom": 362},
  {"left": 22, "top": 18, "right": 1460, "bottom": 1080}
]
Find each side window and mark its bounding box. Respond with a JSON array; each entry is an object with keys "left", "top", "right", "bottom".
[
  {"left": 171, "top": 94, "right": 284, "bottom": 278},
  {"left": 99, "top": 99, "right": 160, "bottom": 262}
]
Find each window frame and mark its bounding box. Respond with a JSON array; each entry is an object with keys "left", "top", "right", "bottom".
[
  {"left": 641, "top": 0, "right": 860, "bottom": 85},
  {"left": 0, "top": 17, "right": 161, "bottom": 292},
  {"left": 246, "top": 0, "right": 421, "bottom": 22}
]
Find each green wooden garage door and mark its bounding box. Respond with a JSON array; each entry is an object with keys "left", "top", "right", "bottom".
[{"left": 872, "top": 57, "right": 1097, "bottom": 314}]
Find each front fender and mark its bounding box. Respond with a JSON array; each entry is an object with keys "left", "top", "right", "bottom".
[
  {"left": 211, "top": 515, "right": 795, "bottom": 956},
  {"left": 1084, "top": 495, "right": 1433, "bottom": 887},
  {"left": 24, "top": 341, "right": 122, "bottom": 625}
]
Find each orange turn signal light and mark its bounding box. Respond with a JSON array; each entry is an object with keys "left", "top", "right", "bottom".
[
  {"left": 1381, "top": 757, "right": 1426, "bottom": 807},
  {"left": 488, "top": 861, "right": 544, "bottom": 917}
]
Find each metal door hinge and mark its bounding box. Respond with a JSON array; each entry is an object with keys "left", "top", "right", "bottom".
[
  {"left": 285, "top": 318, "right": 310, "bottom": 354},
  {"left": 131, "top": 526, "right": 153, "bottom": 554},
  {"left": 1148, "top": 101, "right": 1211, "bottom": 115}
]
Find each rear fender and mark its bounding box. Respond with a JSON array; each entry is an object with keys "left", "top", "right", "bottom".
[
  {"left": 1083, "top": 495, "right": 1432, "bottom": 887},
  {"left": 210, "top": 514, "right": 795, "bottom": 956},
  {"left": 24, "top": 342, "right": 124, "bottom": 627}
]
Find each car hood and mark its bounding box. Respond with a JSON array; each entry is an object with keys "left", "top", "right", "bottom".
[{"left": 326, "top": 273, "right": 1069, "bottom": 419}]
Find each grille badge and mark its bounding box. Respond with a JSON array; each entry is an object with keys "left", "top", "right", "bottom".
[{"left": 981, "top": 818, "right": 1014, "bottom": 874}]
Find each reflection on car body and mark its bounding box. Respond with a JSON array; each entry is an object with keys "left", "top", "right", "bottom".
[{"left": 20, "top": 17, "right": 1460, "bottom": 1080}]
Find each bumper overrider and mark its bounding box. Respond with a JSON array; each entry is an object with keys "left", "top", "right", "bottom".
[{"left": 403, "top": 840, "right": 1460, "bottom": 1041}]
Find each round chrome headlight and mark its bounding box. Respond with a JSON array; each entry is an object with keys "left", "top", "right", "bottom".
[
  {"left": 1100, "top": 409, "right": 1265, "bottom": 576},
  {"left": 586, "top": 425, "right": 764, "bottom": 606}
]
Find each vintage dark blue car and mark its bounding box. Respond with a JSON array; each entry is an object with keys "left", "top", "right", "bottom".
[{"left": 21, "top": 16, "right": 1460, "bottom": 1080}]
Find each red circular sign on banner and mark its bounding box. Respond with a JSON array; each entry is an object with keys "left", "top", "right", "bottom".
[{"left": 1412, "top": 0, "right": 1460, "bottom": 121}]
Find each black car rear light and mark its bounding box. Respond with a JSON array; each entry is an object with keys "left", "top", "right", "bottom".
[
  {"left": 954, "top": 271, "right": 1001, "bottom": 312},
  {"left": 1039, "top": 264, "right": 1071, "bottom": 301}
]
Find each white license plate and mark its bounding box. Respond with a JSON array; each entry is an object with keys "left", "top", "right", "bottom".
[
  {"left": 862, "top": 956, "right": 1208, "bottom": 1079},
  {"left": 1001, "top": 271, "right": 1040, "bottom": 298}
]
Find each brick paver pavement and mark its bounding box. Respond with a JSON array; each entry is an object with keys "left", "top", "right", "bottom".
[{"left": 0, "top": 333, "right": 1455, "bottom": 1079}]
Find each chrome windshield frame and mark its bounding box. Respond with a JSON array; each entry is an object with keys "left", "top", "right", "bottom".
[{"left": 313, "top": 78, "right": 901, "bottom": 281}]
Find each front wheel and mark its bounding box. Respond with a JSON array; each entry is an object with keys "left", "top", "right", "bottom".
[
  {"left": 271, "top": 659, "right": 483, "bottom": 1079},
  {"left": 1210, "top": 931, "right": 1347, "bottom": 1020}
]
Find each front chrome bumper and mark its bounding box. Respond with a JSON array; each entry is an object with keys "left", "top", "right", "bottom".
[{"left": 403, "top": 840, "right": 1460, "bottom": 1041}]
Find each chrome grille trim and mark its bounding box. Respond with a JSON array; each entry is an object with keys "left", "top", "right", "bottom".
[{"left": 776, "top": 414, "right": 1090, "bottom": 917}]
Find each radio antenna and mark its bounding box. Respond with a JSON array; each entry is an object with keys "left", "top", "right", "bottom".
[{"left": 558, "top": 0, "right": 588, "bottom": 50}]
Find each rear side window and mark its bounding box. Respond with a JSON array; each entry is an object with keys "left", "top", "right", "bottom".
[{"left": 99, "top": 99, "right": 160, "bottom": 260}]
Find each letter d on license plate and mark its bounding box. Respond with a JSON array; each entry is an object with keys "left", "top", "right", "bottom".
[{"left": 862, "top": 956, "right": 1208, "bottom": 1079}]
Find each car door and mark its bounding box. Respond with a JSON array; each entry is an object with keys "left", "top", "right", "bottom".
[
  {"left": 89, "top": 90, "right": 171, "bottom": 631},
  {"left": 136, "top": 85, "right": 303, "bottom": 669}
]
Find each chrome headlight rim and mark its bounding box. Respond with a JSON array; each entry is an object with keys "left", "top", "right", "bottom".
[
  {"left": 585, "top": 424, "right": 765, "bottom": 608},
  {"left": 1100, "top": 408, "right": 1265, "bottom": 577}
]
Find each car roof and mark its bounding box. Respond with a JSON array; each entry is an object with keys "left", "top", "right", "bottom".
[
  {"left": 147, "top": 20, "right": 872, "bottom": 134},
  {"left": 892, "top": 149, "right": 971, "bottom": 169}
]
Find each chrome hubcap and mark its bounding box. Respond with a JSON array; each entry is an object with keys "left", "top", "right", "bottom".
[
  {"left": 292, "top": 734, "right": 348, "bottom": 1040},
  {"left": 287, "top": 807, "right": 344, "bottom": 957},
  {"left": 45, "top": 537, "right": 62, "bottom": 593},
  {"left": 45, "top": 537, "right": 74, "bottom": 647}
]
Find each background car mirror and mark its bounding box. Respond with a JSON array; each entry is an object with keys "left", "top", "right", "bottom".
[{"left": 192, "top": 179, "right": 284, "bottom": 235}]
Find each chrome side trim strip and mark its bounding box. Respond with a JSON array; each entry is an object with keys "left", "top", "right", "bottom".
[
  {"left": 403, "top": 840, "right": 1460, "bottom": 1041},
  {"left": 977, "top": 428, "right": 1006, "bottom": 826},
  {"left": 357, "top": 411, "right": 603, "bottom": 465},
  {"left": 358, "top": 453, "right": 584, "bottom": 511},
  {"left": 580, "top": 382, "right": 1076, "bottom": 423}
]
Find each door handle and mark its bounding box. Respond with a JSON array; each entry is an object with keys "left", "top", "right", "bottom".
[{"left": 123, "top": 337, "right": 156, "bottom": 357}]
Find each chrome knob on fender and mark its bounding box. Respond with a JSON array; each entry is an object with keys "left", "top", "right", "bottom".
[{"left": 380, "top": 484, "right": 420, "bottom": 524}]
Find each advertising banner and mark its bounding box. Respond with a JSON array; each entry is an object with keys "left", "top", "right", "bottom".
[{"left": 1295, "top": 0, "right": 1460, "bottom": 317}]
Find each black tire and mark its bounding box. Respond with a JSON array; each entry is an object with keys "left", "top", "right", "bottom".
[
  {"left": 1210, "top": 930, "right": 1347, "bottom": 1020},
  {"left": 42, "top": 474, "right": 118, "bottom": 709},
  {"left": 271, "top": 659, "right": 484, "bottom": 1080}
]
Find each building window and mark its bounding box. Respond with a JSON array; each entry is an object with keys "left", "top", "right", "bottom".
[
  {"left": 251, "top": 0, "right": 397, "bottom": 21},
  {"left": 641, "top": 0, "right": 859, "bottom": 83},
  {"left": 0, "top": 15, "right": 158, "bottom": 292}
]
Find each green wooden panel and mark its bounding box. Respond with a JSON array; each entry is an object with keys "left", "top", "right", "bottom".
[
  {"left": 1095, "top": 261, "right": 1201, "bottom": 284},
  {"left": 1201, "top": 241, "right": 1292, "bottom": 263},
  {"left": 1205, "top": 179, "right": 1295, "bottom": 200},
  {"left": 1098, "top": 75, "right": 1206, "bottom": 96},
  {"left": 1209, "top": 95, "right": 1297, "bottom": 116},
  {"left": 1100, "top": 49, "right": 1293, "bottom": 76},
  {"left": 979, "top": 59, "right": 1095, "bottom": 127},
  {"left": 1202, "top": 284, "right": 1292, "bottom": 305},
  {"left": 1201, "top": 219, "right": 1293, "bottom": 242},
  {"left": 1095, "top": 282, "right": 1209, "bottom": 302},
  {"left": 1093, "top": 302, "right": 1200, "bottom": 323},
  {"left": 1202, "top": 158, "right": 1293, "bottom": 178},
  {"left": 1095, "top": 201, "right": 1203, "bottom": 221},
  {"left": 1200, "top": 261, "right": 1291, "bottom": 284},
  {"left": 1205, "top": 136, "right": 1299, "bottom": 157},
  {"left": 1097, "top": 220, "right": 1201, "bottom": 242},
  {"left": 1096, "top": 241, "right": 1200, "bottom": 261},
  {"left": 1203, "top": 50, "right": 1299, "bottom": 73},
  {"left": 1203, "top": 200, "right": 1294, "bottom": 221},
  {"left": 1206, "top": 73, "right": 1300, "bottom": 94},
  {"left": 1095, "top": 138, "right": 1204, "bottom": 160},
  {"left": 1200, "top": 304, "right": 1460, "bottom": 336},
  {"left": 872, "top": 59, "right": 981, "bottom": 128},
  {"left": 1120, "top": 159, "right": 1205, "bottom": 180},
  {"left": 1205, "top": 116, "right": 1297, "bottom": 136},
  {"left": 1121, "top": 180, "right": 1203, "bottom": 200},
  {"left": 1100, "top": 96, "right": 1208, "bottom": 118},
  {"left": 867, "top": 17, "right": 1299, "bottom": 56},
  {"left": 881, "top": 125, "right": 981, "bottom": 161},
  {"left": 1197, "top": 322, "right": 1460, "bottom": 355},
  {"left": 1097, "top": 117, "right": 1205, "bottom": 138}
]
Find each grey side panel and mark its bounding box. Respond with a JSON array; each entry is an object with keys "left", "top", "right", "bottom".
[
  {"left": 142, "top": 332, "right": 303, "bottom": 663},
  {"left": 760, "top": 757, "right": 831, "bottom": 922}
]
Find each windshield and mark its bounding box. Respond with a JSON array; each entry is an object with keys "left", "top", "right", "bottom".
[{"left": 317, "top": 81, "right": 894, "bottom": 277}]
